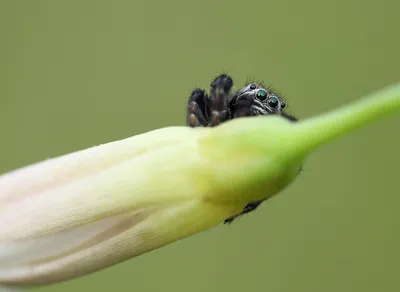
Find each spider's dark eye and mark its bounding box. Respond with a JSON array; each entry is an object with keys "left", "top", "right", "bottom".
[
  {"left": 255, "top": 89, "right": 268, "bottom": 100},
  {"left": 250, "top": 83, "right": 257, "bottom": 90},
  {"left": 281, "top": 101, "right": 286, "bottom": 109},
  {"left": 267, "top": 96, "right": 279, "bottom": 109}
]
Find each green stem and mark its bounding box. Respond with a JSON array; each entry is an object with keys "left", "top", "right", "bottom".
[{"left": 289, "top": 83, "right": 400, "bottom": 156}]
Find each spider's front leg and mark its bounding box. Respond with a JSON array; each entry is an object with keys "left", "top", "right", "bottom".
[
  {"left": 208, "top": 74, "right": 233, "bottom": 127},
  {"left": 186, "top": 88, "right": 210, "bottom": 127}
]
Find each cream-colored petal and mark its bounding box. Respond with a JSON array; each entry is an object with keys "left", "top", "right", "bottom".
[
  {"left": 0, "top": 208, "right": 150, "bottom": 267},
  {"left": 0, "top": 200, "right": 240, "bottom": 286},
  {"left": 0, "top": 127, "right": 194, "bottom": 205},
  {"left": 0, "top": 127, "right": 213, "bottom": 241}
]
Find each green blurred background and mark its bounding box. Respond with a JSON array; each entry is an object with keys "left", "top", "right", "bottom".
[{"left": 1, "top": 0, "right": 400, "bottom": 291}]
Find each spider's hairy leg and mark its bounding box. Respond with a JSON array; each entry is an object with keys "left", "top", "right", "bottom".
[
  {"left": 209, "top": 74, "right": 233, "bottom": 126},
  {"left": 281, "top": 112, "right": 298, "bottom": 122},
  {"left": 186, "top": 88, "right": 210, "bottom": 127},
  {"left": 224, "top": 199, "right": 265, "bottom": 224}
]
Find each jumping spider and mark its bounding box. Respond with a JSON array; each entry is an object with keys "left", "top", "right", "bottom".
[{"left": 186, "top": 74, "right": 297, "bottom": 224}]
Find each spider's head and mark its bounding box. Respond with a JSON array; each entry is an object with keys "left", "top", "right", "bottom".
[{"left": 230, "top": 83, "right": 287, "bottom": 118}]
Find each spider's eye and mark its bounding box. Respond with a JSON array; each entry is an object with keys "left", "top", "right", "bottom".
[
  {"left": 250, "top": 83, "right": 257, "bottom": 90},
  {"left": 255, "top": 89, "right": 268, "bottom": 100},
  {"left": 281, "top": 101, "right": 286, "bottom": 109},
  {"left": 267, "top": 96, "right": 279, "bottom": 109}
]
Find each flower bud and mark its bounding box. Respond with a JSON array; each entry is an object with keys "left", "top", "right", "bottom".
[{"left": 1, "top": 83, "right": 399, "bottom": 287}]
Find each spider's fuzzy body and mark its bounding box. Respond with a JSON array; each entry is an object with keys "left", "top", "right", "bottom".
[{"left": 186, "top": 74, "right": 297, "bottom": 223}]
